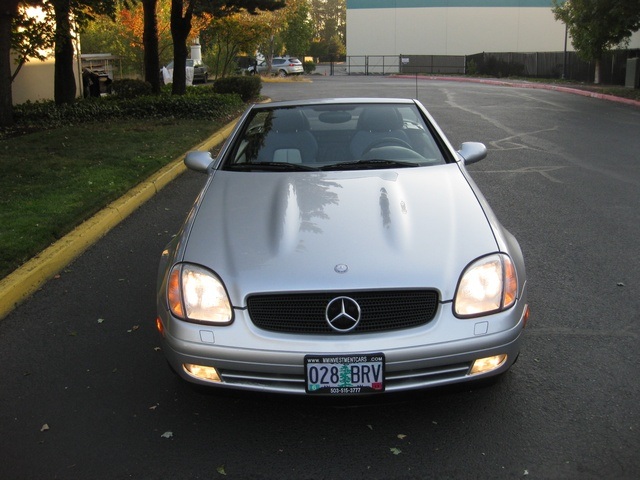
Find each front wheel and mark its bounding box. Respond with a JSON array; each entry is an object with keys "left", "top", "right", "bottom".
[{"left": 278, "top": 69, "right": 287, "bottom": 78}]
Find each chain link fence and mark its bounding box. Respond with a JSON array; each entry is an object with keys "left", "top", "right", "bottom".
[{"left": 335, "top": 50, "right": 640, "bottom": 85}]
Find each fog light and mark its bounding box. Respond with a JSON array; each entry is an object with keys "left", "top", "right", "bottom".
[
  {"left": 469, "top": 354, "right": 507, "bottom": 375},
  {"left": 183, "top": 364, "right": 222, "bottom": 383}
]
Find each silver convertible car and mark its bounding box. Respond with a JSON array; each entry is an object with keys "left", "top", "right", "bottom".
[{"left": 156, "top": 98, "right": 529, "bottom": 396}]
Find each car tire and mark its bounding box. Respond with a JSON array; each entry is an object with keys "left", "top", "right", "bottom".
[{"left": 278, "top": 69, "right": 287, "bottom": 77}]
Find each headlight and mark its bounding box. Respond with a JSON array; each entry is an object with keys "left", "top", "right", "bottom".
[
  {"left": 454, "top": 253, "right": 517, "bottom": 317},
  {"left": 167, "top": 264, "right": 233, "bottom": 324}
]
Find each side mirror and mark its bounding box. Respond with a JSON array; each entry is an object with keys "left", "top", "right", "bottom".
[
  {"left": 457, "top": 142, "right": 487, "bottom": 165},
  {"left": 184, "top": 151, "right": 214, "bottom": 172}
]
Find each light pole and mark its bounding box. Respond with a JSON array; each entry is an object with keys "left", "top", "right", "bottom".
[{"left": 562, "top": 22, "right": 568, "bottom": 80}]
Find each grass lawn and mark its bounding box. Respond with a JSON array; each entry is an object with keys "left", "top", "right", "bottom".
[{"left": 0, "top": 117, "right": 238, "bottom": 278}]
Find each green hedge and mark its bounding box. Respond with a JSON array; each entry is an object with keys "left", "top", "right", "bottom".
[
  {"left": 303, "top": 61, "right": 316, "bottom": 74},
  {"left": 10, "top": 91, "right": 245, "bottom": 131},
  {"left": 111, "top": 79, "right": 153, "bottom": 98},
  {"left": 212, "top": 75, "right": 262, "bottom": 102}
]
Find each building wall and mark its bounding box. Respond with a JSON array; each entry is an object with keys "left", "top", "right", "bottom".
[
  {"left": 11, "top": 54, "right": 84, "bottom": 105},
  {"left": 11, "top": 56, "right": 55, "bottom": 105},
  {"left": 346, "top": 0, "right": 640, "bottom": 56}
]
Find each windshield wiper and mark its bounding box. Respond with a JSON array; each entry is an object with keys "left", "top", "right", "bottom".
[
  {"left": 320, "top": 159, "right": 420, "bottom": 171},
  {"left": 226, "top": 162, "right": 318, "bottom": 172}
]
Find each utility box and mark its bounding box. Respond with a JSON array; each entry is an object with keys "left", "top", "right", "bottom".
[{"left": 625, "top": 57, "right": 640, "bottom": 88}]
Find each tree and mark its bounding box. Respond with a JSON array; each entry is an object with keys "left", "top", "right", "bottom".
[
  {"left": 142, "top": 0, "right": 161, "bottom": 92},
  {"left": 553, "top": 0, "right": 640, "bottom": 84},
  {"left": 82, "top": 0, "right": 175, "bottom": 91},
  {"left": 1, "top": 0, "right": 54, "bottom": 127},
  {"left": 51, "top": 0, "right": 77, "bottom": 104},
  {"left": 281, "top": 0, "right": 313, "bottom": 58},
  {"left": 0, "top": 1, "right": 19, "bottom": 127},
  {"left": 202, "top": 12, "right": 270, "bottom": 78},
  {"left": 169, "top": 0, "right": 285, "bottom": 95},
  {"left": 10, "top": 3, "right": 54, "bottom": 83},
  {"left": 45, "top": 0, "right": 119, "bottom": 105},
  {"left": 308, "top": 0, "right": 345, "bottom": 61}
]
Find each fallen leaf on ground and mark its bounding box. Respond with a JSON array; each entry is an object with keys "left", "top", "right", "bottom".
[
  {"left": 161, "top": 431, "right": 173, "bottom": 438},
  {"left": 217, "top": 465, "right": 227, "bottom": 475},
  {"left": 397, "top": 434, "right": 407, "bottom": 440},
  {"left": 390, "top": 447, "right": 401, "bottom": 455},
  {"left": 40, "top": 424, "right": 49, "bottom": 432}
]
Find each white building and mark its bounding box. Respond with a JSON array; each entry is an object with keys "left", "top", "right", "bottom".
[{"left": 346, "top": 0, "right": 640, "bottom": 57}]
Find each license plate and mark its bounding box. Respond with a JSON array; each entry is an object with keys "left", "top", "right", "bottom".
[{"left": 305, "top": 353, "right": 385, "bottom": 395}]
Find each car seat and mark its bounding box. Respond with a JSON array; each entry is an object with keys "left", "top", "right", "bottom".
[
  {"left": 257, "top": 109, "right": 318, "bottom": 164},
  {"left": 349, "top": 106, "right": 411, "bottom": 159}
]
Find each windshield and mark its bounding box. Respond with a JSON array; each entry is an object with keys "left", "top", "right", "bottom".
[{"left": 223, "top": 103, "right": 449, "bottom": 171}]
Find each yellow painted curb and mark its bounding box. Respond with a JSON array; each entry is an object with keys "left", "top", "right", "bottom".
[{"left": 0, "top": 119, "right": 238, "bottom": 321}]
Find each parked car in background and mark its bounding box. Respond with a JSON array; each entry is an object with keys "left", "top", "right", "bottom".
[
  {"left": 155, "top": 98, "right": 530, "bottom": 396},
  {"left": 161, "top": 59, "right": 209, "bottom": 84},
  {"left": 247, "top": 57, "right": 304, "bottom": 77}
]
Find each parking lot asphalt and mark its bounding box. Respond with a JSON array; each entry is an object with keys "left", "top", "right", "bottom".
[{"left": 0, "top": 77, "right": 637, "bottom": 321}]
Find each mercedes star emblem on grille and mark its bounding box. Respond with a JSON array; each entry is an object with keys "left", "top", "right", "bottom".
[{"left": 325, "top": 297, "right": 361, "bottom": 332}]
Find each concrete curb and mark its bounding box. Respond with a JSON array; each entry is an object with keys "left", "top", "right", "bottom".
[
  {"left": 394, "top": 75, "right": 640, "bottom": 108},
  {"left": 0, "top": 119, "right": 238, "bottom": 321}
]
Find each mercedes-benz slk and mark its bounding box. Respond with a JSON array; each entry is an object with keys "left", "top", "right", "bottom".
[{"left": 156, "top": 98, "right": 529, "bottom": 396}]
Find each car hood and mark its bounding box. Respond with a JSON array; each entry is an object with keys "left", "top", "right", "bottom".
[{"left": 183, "top": 165, "right": 498, "bottom": 305}]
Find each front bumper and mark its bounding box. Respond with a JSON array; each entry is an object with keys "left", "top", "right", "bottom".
[{"left": 157, "top": 295, "right": 528, "bottom": 395}]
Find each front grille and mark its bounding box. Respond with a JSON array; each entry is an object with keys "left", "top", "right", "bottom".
[{"left": 246, "top": 290, "right": 439, "bottom": 334}]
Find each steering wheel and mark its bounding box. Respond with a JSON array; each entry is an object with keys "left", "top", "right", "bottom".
[{"left": 363, "top": 137, "right": 413, "bottom": 155}]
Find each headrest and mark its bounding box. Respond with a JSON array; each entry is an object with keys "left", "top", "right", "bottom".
[
  {"left": 357, "top": 107, "right": 403, "bottom": 131},
  {"left": 271, "top": 109, "right": 310, "bottom": 133}
]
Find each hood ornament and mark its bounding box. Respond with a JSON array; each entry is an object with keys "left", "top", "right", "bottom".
[{"left": 334, "top": 264, "right": 349, "bottom": 274}]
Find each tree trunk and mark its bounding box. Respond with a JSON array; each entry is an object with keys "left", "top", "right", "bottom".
[
  {"left": 594, "top": 58, "right": 601, "bottom": 85},
  {"left": 170, "top": 0, "right": 192, "bottom": 95},
  {"left": 142, "top": 0, "right": 160, "bottom": 94},
  {"left": 0, "top": 1, "right": 19, "bottom": 127},
  {"left": 53, "top": 0, "right": 76, "bottom": 104}
]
